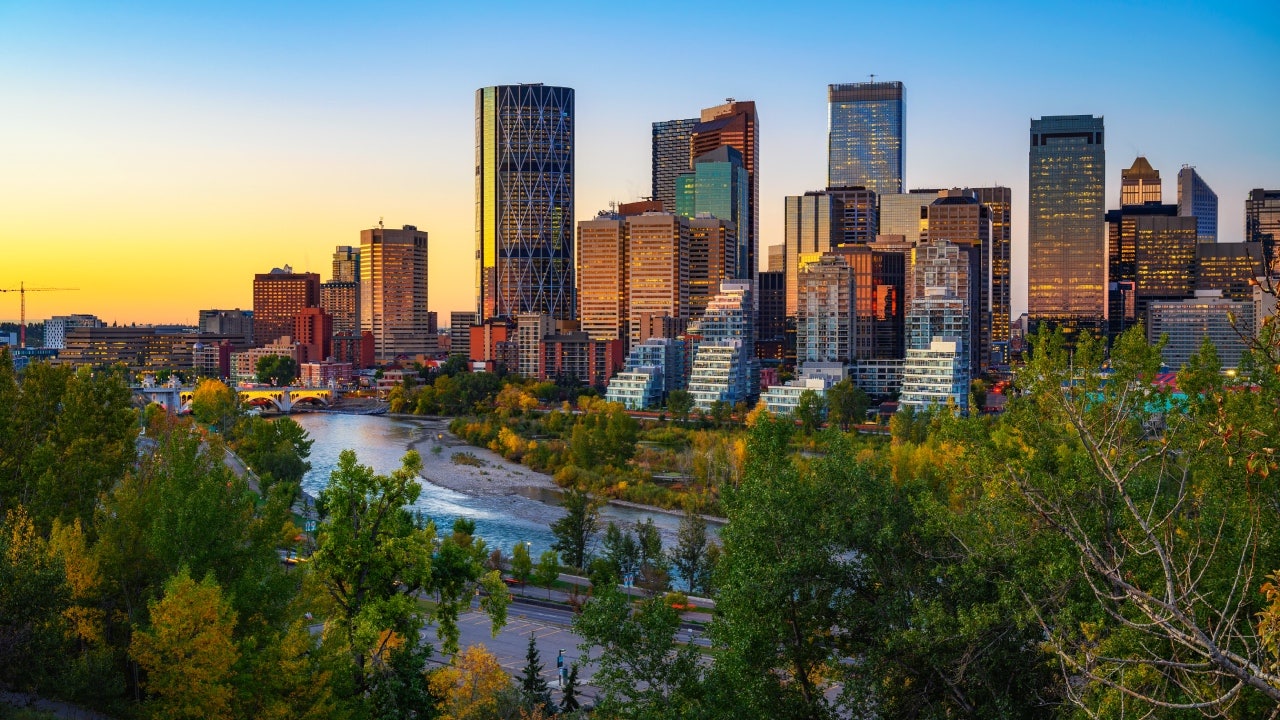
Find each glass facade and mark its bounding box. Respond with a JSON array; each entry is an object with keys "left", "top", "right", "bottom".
[
  {"left": 675, "top": 147, "right": 749, "bottom": 281},
  {"left": 691, "top": 101, "right": 758, "bottom": 277},
  {"left": 784, "top": 192, "right": 834, "bottom": 316},
  {"left": 1177, "top": 166, "right": 1218, "bottom": 243},
  {"left": 1028, "top": 115, "right": 1106, "bottom": 331},
  {"left": 828, "top": 81, "right": 905, "bottom": 195},
  {"left": 360, "top": 226, "right": 431, "bottom": 362},
  {"left": 652, "top": 118, "right": 696, "bottom": 214},
  {"left": 475, "top": 84, "right": 575, "bottom": 322},
  {"left": 1246, "top": 189, "right": 1280, "bottom": 274},
  {"left": 974, "top": 186, "right": 1012, "bottom": 345}
]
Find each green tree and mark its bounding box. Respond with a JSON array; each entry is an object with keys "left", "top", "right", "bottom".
[
  {"left": 190, "top": 378, "right": 239, "bottom": 432},
  {"left": 601, "top": 522, "right": 640, "bottom": 582},
  {"left": 793, "top": 389, "right": 826, "bottom": 435},
  {"left": 634, "top": 518, "right": 668, "bottom": 593},
  {"left": 0, "top": 506, "right": 69, "bottom": 692},
  {"left": 825, "top": 378, "right": 869, "bottom": 431},
  {"left": 518, "top": 633, "right": 553, "bottom": 715},
  {"left": 129, "top": 567, "right": 239, "bottom": 720},
  {"left": 255, "top": 355, "right": 298, "bottom": 386},
  {"left": 560, "top": 662, "right": 581, "bottom": 714},
  {"left": 672, "top": 506, "right": 710, "bottom": 596},
  {"left": 511, "top": 541, "right": 533, "bottom": 593},
  {"left": 550, "top": 487, "right": 600, "bottom": 570},
  {"left": 533, "top": 550, "right": 560, "bottom": 601},
  {"left": 569, "top": 401, "right": 638, "bottom": 469},
  {"left": 231, "top": 415, "right": 313, "bottom": 499},
  {"left": 574, "top": 584, "right": 704, "bottom": 719},
  {"left": 433, "top": 518, "right": 509, "bottom": 655},
  {"left": 667, "top": 389, "right": 693, "bottom": 426}
]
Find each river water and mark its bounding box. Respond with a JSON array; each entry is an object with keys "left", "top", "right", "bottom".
[{"left": 290, "top": 413, "right": 716, "bottom": 560}]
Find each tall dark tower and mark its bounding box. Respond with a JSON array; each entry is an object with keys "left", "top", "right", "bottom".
[
  {"left": 652, "top": 118, "right": 697, "bottom": 214},
  {"left": 692, "top": 100, "right": 759, "bottom": 277},
  {"left": 1028, "top": 115, "right": 1106, "bottom": 335},
  {"left": 475, "top": 84, "right": 575, "bottom": 322},
  {"left": 827, "top": 81, "right": 905, "bottom": 195}
]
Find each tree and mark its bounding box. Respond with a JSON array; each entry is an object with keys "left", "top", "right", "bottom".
[
  {"left": 255, "top": 355, "right": 298, "bottom": 386},
  {"left": 433, "top": 518, "right": 509, "bottom": 656},
  {"left": 428, "top": 644, "right": 512, "bottom": 720},
  {"left": 793, "top": 389, "right": 827, "bottom": 435},
  {"left": 550, "top": 487, "right": 600, "bottom": 570},
  {"left": 518, "top": 633, "right": 553, "bottom": 715},
  {"left": 0, "top": 506, "right": 69, "bottom": 692},
  {"left": 667, "top": 389, "right": 693, "bottom": 426},
  {"left": 825, "top": 378, "right": 869, "bottom": 431},
  {"left": 559, "top": 662, "right": 581, "bottom": 714},
  {"left": 672, "top": 506, "right": 710, "bottom": 596},
  {"left": 511, "top": 541, "right": 533, "bottom": 593},
  {"left": 569, "top": 401, "right": 637, "bottom": 469},
  {"left": 311, "top": 449, "right": 437, "bottom": 698},
  {"left": 130, "top": 567, "right": 239, "bottom": 720},
  {"left": 634, "top": 518, "right": 668, "bottom": 593},
  {"left": 533, "top": 550, "right": 560, "bottom": 601},
  {"left": 601, "top": 522, "right": 640, "bottom": 583},
  {"left": 574, "top": 584, "right": 704, "bottom": 719},
  {"left": 995, "top": 326, "right": 1280, "bottom": 713},
  {"left": 190, "top": 378, "right": 238, "bottom": 432},
  {"left": 231, "top": 415, "right": 313, "bottom": 498}
]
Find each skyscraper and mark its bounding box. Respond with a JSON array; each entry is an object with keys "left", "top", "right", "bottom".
[
  {"left": 878, "top": 189, "right": 941, "bottom": 243},
  {"left": 1177, "top": 166, "right": 1218, "bottom": 243},
  {"left": 1246, "top": 188, "right": 1280, "bottom": 273},
  {"left": 652, "top": 118, "right": 697, "bottom": 213},
  {"left": 1028, "top": 115, "right": 1106, "bottom": 333},
  {"left": 360, "top": 225, "right": 430, "bottom": 362},
  {"left": 332, "top": 245, "right": 360, "bottom": 283},
  {"left": 827, "top": 81, "right": 905, "bottom": 195},
  {"left": 626, "top": 213, "right": 690, "bottom": 348},
  {"left": 691, "top": 101, "right": 758, "bottom": 275},
  {"left": 922, "top": 189, "right": 992, "bottom": 372},
  {"left": 1120, "top": 156, "right": 1162, "bottom": 205},
  {"left": 476, "top": 84, "right": 575, "bottom": 322},
  {"left": 784, "top": 192, "right": 836, "bottom": 316},
  {"left": 253, "top": 266, "right": 320, "bottom": 347},
  {"left": 1105, "top": 204, "right": 1196, "bottom": 336},
  {"left": 675, "top": 147, "right": 749, "bottom": 277},
  {"left": 576, "top": 212, "right": 628, "bottom": 342},
  {"left": 974, "top": 186, "right": 1013, "bottom": 345}
]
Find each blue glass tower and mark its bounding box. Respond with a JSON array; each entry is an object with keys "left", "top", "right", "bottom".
[
  {"left": 674, "top": 146, "right": 750, "bottom": 279},
  {"left": 828, "top": 81, "right": 905, "bottom": 194}
]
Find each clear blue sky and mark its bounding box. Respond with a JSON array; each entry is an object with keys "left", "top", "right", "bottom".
[{"left": 2, "top": 0, "right": 1277, "bottom": 323}]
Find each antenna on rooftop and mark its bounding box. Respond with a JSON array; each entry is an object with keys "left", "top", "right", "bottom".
[
  {"left": 379, "top": 217, "right": 384, "bottom": 229},
  {"left": 869, "top": 73, "right": 876, "bottom": 82}
]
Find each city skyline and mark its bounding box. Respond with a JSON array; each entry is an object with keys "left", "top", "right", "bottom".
[{"left": 2, "top": 1, "right": 1277, "bottom": 325}]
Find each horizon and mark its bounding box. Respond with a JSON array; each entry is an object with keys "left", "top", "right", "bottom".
[{"left": 3, "top": 1, "right": 1278, "bottom": 325}]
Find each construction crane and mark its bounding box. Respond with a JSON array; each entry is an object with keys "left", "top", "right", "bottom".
[{"left": 0, "top": 282, "right": 79, "bottom": 349}]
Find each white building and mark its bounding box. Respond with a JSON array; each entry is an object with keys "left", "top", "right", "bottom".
[
  {"left": 688, "top": 281, "right": 757, "bottom": 410},
  {"left": 1148, "top": 290, "right": 1255, "bottom": 369},
  {"left": 760, "top": 376, "right": 830, "bottom": 416},
  {"left": 899, "top": 338, "right": 968, "bottom": 413},
  {"left": 43, "top": 314, "right": 104, "bottom": 350},
  {"left": 604, "top": 367, "right": 664, "bottom": 410}
]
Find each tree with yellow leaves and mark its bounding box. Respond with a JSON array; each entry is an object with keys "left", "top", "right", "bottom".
[
  {"left": 190, "top": 378, "right": 239, "bottom": 433},
  {"left": 428, "top": 644, "right": 512, "bottom": 720},
  {"left": 130, "top": 566, "right": 239, "bottom": 720}
]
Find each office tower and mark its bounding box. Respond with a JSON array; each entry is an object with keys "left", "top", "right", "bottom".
[
  {"left": 688, "top": 280, "right": 757, "bottom": 410},
  {"left": 1246, "top": 189, "right": 1280, "bottom": 273},
  {"left": 692, "top": 100, "right": 758, "bottom": 275},
  {"left": 359, "top": 225, "right": 430, "bottom": 363},
  {"left": 626, "top": 213, "right": 690, "bottom": 347},
  {"left": 922, "top": 189, "right": 991, "bottom": 372},
  {"left": 687, "top": 216, "right": 737, "bottom": 320},
  {"left": 1105, "top": 204, "right": 1196, "bottom": 335},
  {"left": 44, "top": 314, "right": 105, "bottom": 350},
  {"left": 197, "top": 310, "right": 253, "bottom": 348},
  {"left": 827, "top": 81, "right": 905, "bottom": 194},
  {"left": 1028, "top": 115, "right": 1106, "bottom": 334},
  {"left": 797, "top": 254, "right": 855, "bottom": 366},
  {"left": 827, "top": 186, "right": 879, "bottom": 245},
  {"left": 253, "top": 266, "right": 320, "bottom": 347},
  {"left": 974, "top": 186, "right": 1013, "bottom": 344},
  {"left": 1148, "top": 292, "right": 1254, "bottom": 369},
  {"left": 1195, "top": 243, "right": 1265, "bottom": 301},
  {"left": 449, "top": 311, "right": 477, "bottom": 357},
  {"left": 756, "top": 270, "right": 787, "bottom": 361},
  {"left": 476, "top": 84, "right": 575, "bottom": 322},
  {"left": 577, "top": 212, "right": 628, "bottom": 341},
  {"left": 332, "top": 246, "right": 360, "bottom": 283},
  {"left": 675, "top": 147, "right": 750, "bottom": 277},
  {"left": 833, "top": 243, "right": 905, "bottom": 360},
  {"left": 784, "top": 192, "right": 836, "bottom": 316},
  {"left": 652, "top": 118, "right": 697, "bottom": 213},
  {"left": 321, "top": 280, "right": 359, "bottom": 364},
  {"left": 767, "top": 243, "right": 785, "bottom": 272},
  {"left": 1120, "top": 156, "right": 1162, "bottom": 205},
  {"left": 294, "top": 307, "right": 333, "bottom": 363},
  {"left": 879, "top": 189, "right": 941, "bottom": 243},
  {"left": 1177, "top": 166, "right": 1218, "bottom": 243},
  {"left": 516, "top": 313, "right": 556, "bottom": 378}
]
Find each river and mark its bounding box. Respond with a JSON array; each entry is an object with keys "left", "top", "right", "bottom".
[{"left": 289, "top": 413, "right": 717, "bottom": 561}]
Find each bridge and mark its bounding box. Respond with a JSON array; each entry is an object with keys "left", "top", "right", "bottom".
[{"left": 133, "top": 385, "right": 334, "bottom": 413}]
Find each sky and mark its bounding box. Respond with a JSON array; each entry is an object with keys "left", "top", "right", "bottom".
[{"left": 2, "top": 0, "right": 1278, "bottom": 326}]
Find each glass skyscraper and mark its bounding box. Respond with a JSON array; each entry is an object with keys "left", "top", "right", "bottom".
[
  {"left": 652, "top": 118, "right": 696, "bottom": 214},
  {"left": 674, "top": 146, "right": 749, "bottom": 281},
  {"left": 475, "top": 84, "right": 575, "bottom": 322},
  {"left": 1246, "top": 188, "right": 1280, "bottom": 274},
  {"left": 1028, "top": 115, "right": 1106, "bottom": 333},
  {"left": 1176, "top": 166, "right": 1218, "bottom": 243},
  {"left": 828, "top": 81, "right": 905, "bottom": 194}
]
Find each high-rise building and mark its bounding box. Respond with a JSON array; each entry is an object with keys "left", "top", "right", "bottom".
[
  {"left": 1148, "top": 292, "right": 1255, "bottom": 369},
  {"left": 784, "top": 192, "right": 836, "bottom": 316},
  {"left": 1246, "top": 189, "right": 1280, "bottom": 273},
  {"left": 1195, "top": 243, "right": 1265, "bottom": 302},
  {"left": 756, "top": 270, "right": 787, "bottom": 361},
  {"left": 900, "top": 337, "right": 968, "bottom": 413},
  {"left": 827, "top": 186, "right": 878, "bottom": 246},
  {"left": 516, "top": 313, "right": 556, "bottom": 379},
  {"left": 294, "top": 306, "right": 333, "bottom": 363},
  {"left": 909, "top": 240, "right": 973, "bottom": 354},
  {"left": 476, "top": 84, "right": 575, "bottom": 322},
  {"left": 878, "top": 189, "right": 940, "bottom": 244},
  {"left": 974, "top": 186, "right": 1013, "bottom": 344},
  {"left": 253, "top": 266, "right": 320, "bottom": 347},
  {"left": 626, "top": 213, "right": 690, "bottom": 347},
  {"left": 1120, "top": 156, "right": 1162, "bottom": 205},
  {"left": 688, "top": 280, "right": 757, "bottom": 410},
  {"left": 1028, "top": 115, "right": 1106, "bottom": 334},
  {"left": 1177, "top": 166, "right": 1218, "bottom": 243},
  {"left": 767, "top": 243, "right": 785, "bottom": 272},
  {"left": 922, "top": 189, "right": 991, "bottom": 371},
  {"left": 827, "top": 81, "right": 905, "bottom": 195},
  {"left": 576, "top": 212, "right": 628, "bottom": 341},
  {"left": 332, "top": 246, "right": 360, "bottom": 283},
  {"left": 196, "top": 310, "right": 253, "bottom": 348},
  {"left": 359, "top": 225, "right": 430, "bottom": 363},
  {"left": 1105, "top": 204, "right": 1196, "bottom": 335},
  {"left": 675, "top": 147, "right": 750, "bottom": 278},
  {"left": 652, "top": 118, "right": 697, "bottom": 213},
  {"left": 691, "top": 100, "right": 758, "bottom": 275},
  {"left": 797, "top": 254, "right": 855, "bottom": 366},
  {"left": 687, "top": 216, "right": 737, "bottom": 321},
  {"left": 449, "top": 311, "right": 477, "bottom": 358}
]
